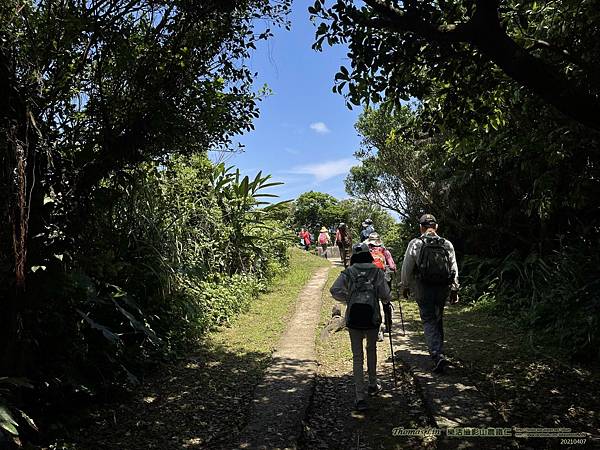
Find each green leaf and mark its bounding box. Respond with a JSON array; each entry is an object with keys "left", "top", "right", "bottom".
[{"left": 0, "top": 406, "right": 18, "bottom": 436}]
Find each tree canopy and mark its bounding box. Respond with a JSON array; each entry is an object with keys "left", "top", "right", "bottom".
[
  {"left": 310, "top": 0, "right": 600, "bottom": 131},
  {"left": 0, "top": 2, "right": 292, "bottom": 441},
  {"left": 291, "top": 191, "right": 396, "bottom": 243}
]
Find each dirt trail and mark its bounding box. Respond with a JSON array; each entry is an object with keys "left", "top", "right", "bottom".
[{"left": 237, "top": 265, "right": 330, "bottom": 449}]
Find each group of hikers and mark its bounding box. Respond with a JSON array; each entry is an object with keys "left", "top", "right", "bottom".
[
  {"left": 297, "top": 219, "right": 385, "bottom": 267},
  {"left": 297, "top": 224, "right": 348, "bottom": 261},
  {"left": 303, "top": 214, "right": 459, "bottom": 412}
]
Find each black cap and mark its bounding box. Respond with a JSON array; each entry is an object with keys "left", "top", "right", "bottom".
[
  {"left": 352, "top": 242, "right": 371, "bottom": 255},
  {"left": 419, "top": 214, "right": 437, "bottom": 226}
]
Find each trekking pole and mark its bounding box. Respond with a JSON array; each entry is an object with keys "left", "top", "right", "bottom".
[{"left": 384, "top": 303, "right": 398, "bottom": 387}]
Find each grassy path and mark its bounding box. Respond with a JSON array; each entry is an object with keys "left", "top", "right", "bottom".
[
  {"left": 237, "top": 264, "right": 330, "bottom": 448},
  {"left": 300, "top": 263, "right": 431, "bottom": 450},
  {"left": 398, "top": 300, "right": 599, "bottom": 448},
  {"left": 51, "top": 252, "right": 599, "bottom": 449},
  {"left": 56, "top": 248, "right": 328, "bottom": 450},
  {"left": 442, "top": 301, "right": 600, "bottom": 445},
  {"left": 302, "top": 268, "right": 599, "bottom": 449}
]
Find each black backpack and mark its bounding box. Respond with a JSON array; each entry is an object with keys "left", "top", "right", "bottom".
[
  {"left": 345, "top": 266, "right": 381, "bottom": 329},
  {"left": 416, "top": 236, "right": 454, "bottom": 285}
]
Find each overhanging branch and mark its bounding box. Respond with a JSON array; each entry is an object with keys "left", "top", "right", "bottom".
[{"left": 355, "top": 0, "right": 600, "bottom": 131}]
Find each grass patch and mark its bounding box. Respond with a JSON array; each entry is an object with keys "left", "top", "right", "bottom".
[
  {"left": 315, "top": 264, "right": 352, "bottom": 370},
  {"left": 398, "top": 297, "right": 599, "bottom": 435},
  {"left": 211, "top": 246, "right": 329, "bottom": 356}
]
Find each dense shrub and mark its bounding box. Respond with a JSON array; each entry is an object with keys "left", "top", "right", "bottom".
[
  {"left": 461, "top": 235, "right": 600, "bottom": 361},
  {"left": 0, "top": 154, "right": 293, "bottom": 447}
]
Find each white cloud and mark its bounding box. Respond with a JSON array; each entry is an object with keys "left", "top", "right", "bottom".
[
  {"left": 291, "top": 158, "right": 355, "bottom": 182},
  {"left": 284, "top": 147, "right": 299, "bottom": 155},
  {"left": 309, "top": 121, "right": 331, "bottom": 134}
]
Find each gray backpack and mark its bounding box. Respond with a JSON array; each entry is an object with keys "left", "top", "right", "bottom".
[{"left": 345, "top": 266, "right": 381, "bottom": 329}]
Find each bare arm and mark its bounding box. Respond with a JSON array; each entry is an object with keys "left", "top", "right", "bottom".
[{"left": 384, "top": 248, "right": 396, "bottom": 271}]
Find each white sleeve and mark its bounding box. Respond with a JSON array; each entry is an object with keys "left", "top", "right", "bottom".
[
  {"left": 446, "top": 240, "right": 460, "bottom": 291},
  {"left": 400, "top": 239, "right": 418, "bottom": 288}
]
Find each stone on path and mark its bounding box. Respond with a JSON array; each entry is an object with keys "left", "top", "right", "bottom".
[{"left": 237, "top": 265, "right": 330, "bottom": 450}]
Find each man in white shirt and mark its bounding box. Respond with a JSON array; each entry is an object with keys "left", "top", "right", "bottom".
[{"left": 400, "top": 214, "right": 459, "bottom": 373}]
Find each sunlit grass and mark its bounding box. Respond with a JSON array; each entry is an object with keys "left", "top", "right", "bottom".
[
  {"left": 315, "top": 264, "right": 353, "bottom": 369},
  {"left": 211, "top": 247, "right": 329, "bottom": 356}
]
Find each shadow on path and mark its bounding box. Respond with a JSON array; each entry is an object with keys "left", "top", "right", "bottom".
[
  {"left": 70, "top": 266, "right": 331, "bottom": 450},
  {"left": 391, "top": 302, "right": 513, "bottom": 449},
  {"left": 236, "top": 266, "right": 330, "bottom": 449},
  {"left": 394, "top": 301, "right": 600, "bottom": 449},
  {"left": 72, "top": 341, "right": 272, "bottom": 449}
]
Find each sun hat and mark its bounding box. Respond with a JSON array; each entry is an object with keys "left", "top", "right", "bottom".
[
  {"left": 366, "top": 232, "right": 383, "bottom": 246},
  {"left": 319, "top": 226, "right": 328, "bottom": 233}
]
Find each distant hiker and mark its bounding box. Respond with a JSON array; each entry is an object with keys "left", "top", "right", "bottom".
[
  {"left": 335, "top": 222, "right": 352, "bottom": 268},
  {"left": 400, "top": 214, "right": 459, "bottom": 374},
  {"left": 330, "top": 243, "right": 392, "bottom": 411},
  {"left": 360, "top": 218, "right": 375, "bottom": 242},
  {"left": 298, "top": 227, "right": 311, "bottom": 251},
  {"left": 318, "top": 226, "right": 331, "bottom": 258},
  {"left": 366, "top": 232, "right": 396, "bottom": 290},
  {"left": 366, "top": 232, "right": 397, "bottom": 339}
]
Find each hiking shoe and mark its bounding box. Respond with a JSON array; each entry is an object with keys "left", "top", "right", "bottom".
[
  {"left": 432, "top": 355, "right": 448, "bottom": 374},
  {"left": 368, "top": 382, "right": 383, "bottom": 396},
  {"left": 377, "top": 331, "right": 384, "bottom": 342},
  {"left": 354, "top": 399, "right": 368, "bottom": 411}
]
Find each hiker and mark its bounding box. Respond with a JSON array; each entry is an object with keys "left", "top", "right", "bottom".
[
  {"left": 298, "top": 227, "right": 311, "bottom": 251},
  {"left": 366, "top": 232, "right": 396, "bottom": 290},
  {"left": 335, "top": 222, "right": 352, "bottom": 268},
  {"left": 318, "top": 226, "right": 331, "bottom": 258},
  {"left": 400, "top": 214, "right": 459, "bottom": 374},
  {"left": 360, "top": 218, "right": 375, "bottom": 242},
  {"left": 366, "top": 232, "right": 397, "bottom": 340},
  {"left": 330, "top": 243, "right": 392, "bottom": 411}
]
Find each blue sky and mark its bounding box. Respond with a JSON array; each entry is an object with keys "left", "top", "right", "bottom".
[{"left": 210, "top": 3, "right": 363, "bottom": 203}]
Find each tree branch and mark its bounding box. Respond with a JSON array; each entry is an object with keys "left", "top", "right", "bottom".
[
  {"left": 357, "top": 0, "right": 600, "bottom": 131},
  {"left": 360, "top": 0, "right": 473, "bottom": 42}
]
